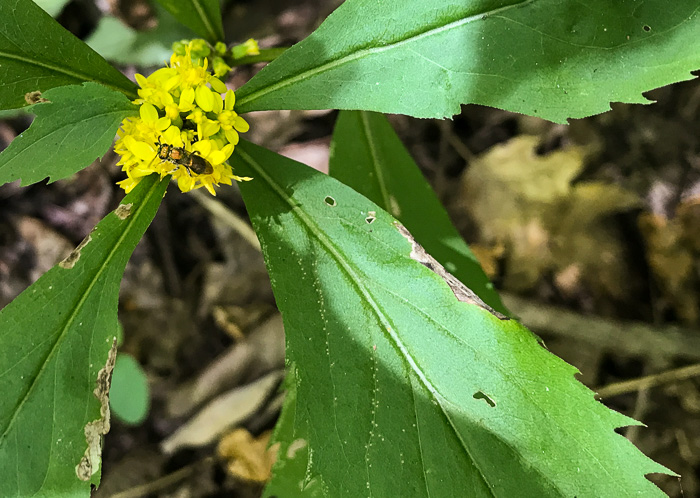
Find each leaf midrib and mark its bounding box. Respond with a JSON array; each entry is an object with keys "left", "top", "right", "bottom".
[
  {"left": 358, "top": 111, "right": 391, "bottom": 212},
  {"left": 0, "top": 178, "right": 162, "bottom": 450},
  {"left": 236, "top": 0, "right": 532, "bottom": 111}
]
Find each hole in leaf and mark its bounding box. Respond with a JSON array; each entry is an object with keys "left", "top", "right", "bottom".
[
  {"left": 324, "top": 196, "right": 336, "bottom": 207},
  {"left": 365, "top": 210, "right": 376, "bottom": 224},
  {"left": 643, "top": 25, "right": 651, "bottom": 32},
  {"left": 473, "top": 391, "right": 496, "bottom": 407}
]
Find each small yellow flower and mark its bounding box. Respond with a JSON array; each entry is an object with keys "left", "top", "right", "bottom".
[
  {"left": 216, "top": 90, "right": 249, "bottom": 145},
  {"left": 134, "top": 68, "right": 177, "bottom": 108},
  {"left": 163, "top": 87, "right": 195, "bottom": 122},
  {"left": 114, "top": 39, "right": 251, "bottom": 196}
]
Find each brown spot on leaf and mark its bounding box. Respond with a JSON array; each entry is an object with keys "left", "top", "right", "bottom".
[
  {"left": 59, "top": 234, "right": 92, "bottom": 269},
  {"left": 25, "top": 91, "right": 48, "bottom": 105},
  {"left": 396, "top": 223, "right": 508, "bottom": 320},
  {"left": 76, "top": 339, "right": 117, "bottom": 481},
  {"left": 115, "top": 203, "right": 133, "bottom": 220}
]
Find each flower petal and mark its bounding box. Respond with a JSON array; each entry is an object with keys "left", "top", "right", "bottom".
[
  {"left": 233, "top": 116, "right": 250, "bottom": 133},
  {"left": 210, "top": 77, "right": 227, "bottom": 94},
  {"left": 204, "top": 181, "right": 217, "bottom": 196},
  {"left": 193, "top": 139, "right": 212, "bottom": 156},
  {"left": 220, "top": 143, "right": 234, "bottom": 161},
  {"left": 178, "top": 174, "right": 196, "bottom": 192},
  {"left": 127, "top": 140, "right": 157, "bottom": 161},
  {"left": 195, "top": 85, "right": 214, "bottom": 112},
  {"left": 179, "top": 87, "right": 195, "bottom": 109},
  {"left": 163, "top": 126, "right": 183, "bottom": 147},
  {"left": 208, "top": 150, "right": 225, "bottom": 165},
  {"left": 201, "top": 120, "right": 221, "bottom": 138},
  {"left": 140, "top": 102, "right": 159, "bottom": 123},
  {"left": 225, "top": 129, "right": 240, "bottom": 145},
  {"left": 156, "top": 116, "right": 171, "bottom": 131},
  {"left": 117, "top": 177, "right": 139, "bottom": 193},
  {"left": 224, "top": 89, "right": 236, "bottom": 110},
  {"left": 212, "top": 96, "right": 223, "bottom": 114}
]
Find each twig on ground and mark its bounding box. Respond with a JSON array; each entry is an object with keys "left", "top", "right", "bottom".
[
  {"left": 111, "top": 457, "right": 214, "bottom": 498},
  {"left": 595, "top": 363, "right": 700, "bottom": 399}
]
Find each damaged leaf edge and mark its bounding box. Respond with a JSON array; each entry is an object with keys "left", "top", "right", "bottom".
[
  {"left": 75, "top": 338, "right": 117, "bottom": 481},
  {"left": 59, "top": 234, "right": 92, "bottom": 269},
  {"left": 395, "top": 222, "right": 508, "bottom": 320}
]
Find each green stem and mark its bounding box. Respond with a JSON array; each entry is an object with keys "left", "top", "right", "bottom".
[{"left": 229, "top": 47, "right": 288, "bottom": 67}]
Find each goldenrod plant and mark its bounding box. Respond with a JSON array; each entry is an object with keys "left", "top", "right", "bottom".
[{"left": 0, "top": 0, "right": 698, "bottom": 496}]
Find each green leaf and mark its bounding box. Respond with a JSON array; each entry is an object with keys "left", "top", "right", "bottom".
[
  {"left": 0, "top": 0, "right": 137, "bottom": 111},
  {"left": 0, "top": 82, "right": 138, "bottom": 188},
  {"left": 110, "top": 353, "right": 150, "bottom": 425},
  {"left": 0, "top": 175, "right": 167, "bottom": 497},
  {"left": 235, "top": 0, "right": 700, "bottom": 123},
  {"left": 234, "top": 141, "right": 669, "bottom": 496},
  {"left": 86, "top": 12, "right": 195, "bottom": 67},
  {"left": 152, "top": 0, "right": 224, "bottom": 43},
  {"left": 330, "top": 110, "right": 506, "bottom": 314}
]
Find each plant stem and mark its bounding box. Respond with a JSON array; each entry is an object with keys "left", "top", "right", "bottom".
[{"left": 230, "top": 47, "right": 288, "bottom": 67}]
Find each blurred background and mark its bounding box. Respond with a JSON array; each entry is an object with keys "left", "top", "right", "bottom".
[{"left": 1, "top": 0, "right": 699, "bottom": 496}]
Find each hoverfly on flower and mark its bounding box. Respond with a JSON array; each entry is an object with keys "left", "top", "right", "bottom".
[{"left": 156, "top": 140, "right": 214, "bottom": 177}]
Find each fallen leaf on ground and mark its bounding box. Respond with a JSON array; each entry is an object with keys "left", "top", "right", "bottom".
[
  {"left": 217, "top": 428, "right": 276, "bottom": 484},
  {"left": 161, "top": 370, "right": 284, "bottom": 454},
  {"left": 459, "top": 135, "right": 642, "bottom": 304}
]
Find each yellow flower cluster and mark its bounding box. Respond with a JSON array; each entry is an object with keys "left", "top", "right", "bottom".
[{"left": 115, "top": 40, "right": 251, "bottom": 195}]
